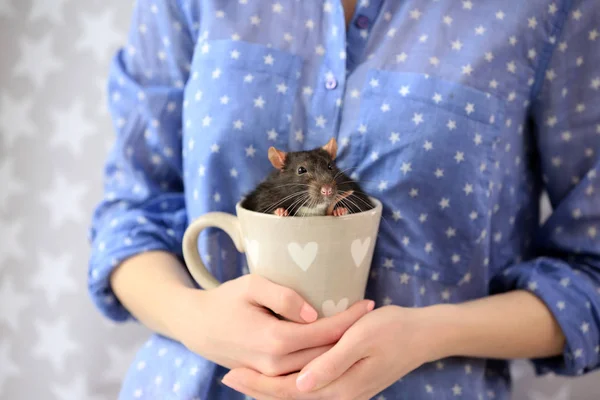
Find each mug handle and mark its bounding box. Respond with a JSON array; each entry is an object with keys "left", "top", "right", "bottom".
[{"left": 182, "top": 212, "right": 245, "bottom": 289}]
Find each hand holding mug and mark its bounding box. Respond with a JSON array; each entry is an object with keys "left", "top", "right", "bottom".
[{"left": 171, "top": 274, "right": 375, "bottom": 377}]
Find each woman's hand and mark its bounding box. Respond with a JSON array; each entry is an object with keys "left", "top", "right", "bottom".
[
  {"left": 170, "top": 274, "right": 375, "bottom": 377},
  {"left": 221, "top": 305, "right": 441, "bottom": 400}
]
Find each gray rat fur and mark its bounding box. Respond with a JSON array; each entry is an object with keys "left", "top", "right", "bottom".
[{"left": 241, "top": 138, "right": 373, "bottom": 217}]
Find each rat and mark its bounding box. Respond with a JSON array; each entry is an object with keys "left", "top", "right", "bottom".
[{"left": 241, "top": 137, "right": 374, "bottom": 217}]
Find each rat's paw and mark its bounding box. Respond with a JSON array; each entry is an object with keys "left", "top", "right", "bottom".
[
  {"left": 274, "top": 208, "right": 289, "bottom": 217},
  {"left": 333, "top": 207, "right": 348, "bottom": 217}
]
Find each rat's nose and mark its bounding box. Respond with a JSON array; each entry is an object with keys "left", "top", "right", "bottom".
[{"left": 320, "top": 185, "right": 334, "bottom": 197}]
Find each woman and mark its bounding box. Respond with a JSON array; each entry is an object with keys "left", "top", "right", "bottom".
[{"left": 87, "top": 0, "right": 600, "bottom": 399}]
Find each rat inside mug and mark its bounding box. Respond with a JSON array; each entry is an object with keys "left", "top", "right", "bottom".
[{"left": 182, "top": 197, "right": 382, "bottom": 318}]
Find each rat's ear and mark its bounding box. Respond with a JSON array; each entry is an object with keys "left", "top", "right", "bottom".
[
  {"left": 268, "top": 146, "right": 287, "bottom": 170},
  {"left": 322, "top": 137, "right": 338, "bottom": 160}
]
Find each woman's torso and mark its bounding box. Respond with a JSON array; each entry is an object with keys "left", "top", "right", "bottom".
[{"left": 119, "top": 1, "right": 576, "bottom": 399}]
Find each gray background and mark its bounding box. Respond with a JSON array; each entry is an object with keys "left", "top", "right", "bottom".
[{"left": 0, "top": 0, "right": 598, "bottom": 399}]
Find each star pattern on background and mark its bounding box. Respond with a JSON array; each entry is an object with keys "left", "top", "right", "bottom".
[
  {"left": 52, "top": 374, "right": 104, "bottom": 400},
  {"left": 50, "top": 99, "right": 97, "bottom": 156},
  {"left": 0, "top": 340, "right": 20, "bottom": 395},
  {"left": 0, "top": 219, "right": 26, "bottom": 264},
  {"left": 40, "top": 174, "right": 89, "bottom": 228},
  {"left": 0, "top": 1, "right": 599, "bottom": 399},
  {"left": 28, "top": 0, "right": 68, "bottom": 25},
  {"left": 103, "top": 344, "right": 144, "bottom": 385},
  {"left": 76, "top": 9, "right": 122, "bottom": 62},
  {"left": 32, "top": 316, "right": 80, "bottom": 373},
  {"left": 0, "top": 1, "right": 15, "bottom": 18},
  {"left": 32, "top": 251, "right": 78, "bottom": 307},
  {"left": 0, "top": 93, "right": 36, "bottom": 148},
  {"left": 0, "top": 276, "right": 31, "bottom": 330},
  {"left": 0, "top": 157, "right": 25, "bottom": 212},
  {"left": 528, "top": 385, "right": 572, "bottom": 400},
  {"left": 13, "top": 34, "right": 63, "bottom": 89}
]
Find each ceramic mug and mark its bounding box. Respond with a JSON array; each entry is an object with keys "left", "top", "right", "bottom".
[{"left": 182, "top": 197, "right": 382, "bottom": 318}]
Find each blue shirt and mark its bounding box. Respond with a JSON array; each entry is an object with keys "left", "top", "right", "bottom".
[{"left": 87, "top": 1, "right": 600, "bottom": 399}]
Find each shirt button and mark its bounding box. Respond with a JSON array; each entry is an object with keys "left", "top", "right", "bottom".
[
  {"left": 325, "top": 77, "right": 337, "bottom": 90},
  {"left": 355, "top": 15, "right": 369, "bottom": 29}
]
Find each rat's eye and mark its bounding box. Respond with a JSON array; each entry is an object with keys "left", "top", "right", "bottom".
[
  {"left": 297, "top": 166, "right": 307, "bottom": 175},
  {"left": 327, "top": 162, "right": 333, "bottom": 170}
]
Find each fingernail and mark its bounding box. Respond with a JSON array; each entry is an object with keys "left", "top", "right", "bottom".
[
  {"left": 366, "top": 300, "right": 375, "bottom": 311},
  {"left": 296, "top": 371, "right": 316, "bottom": 391},
  {"left": 300, "top": 303, "right": 318, "bottom": 322}
]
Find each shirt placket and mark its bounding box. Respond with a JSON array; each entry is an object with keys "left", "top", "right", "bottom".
[
  {"left": 344, "top": 0, "right": 384, "bottom": 72},
  {"left": 306, "top": 1, "right": 383, "bottom": 144}
]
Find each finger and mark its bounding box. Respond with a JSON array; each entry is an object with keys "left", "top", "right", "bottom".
[
  {"left": 316, "top": 357, "right": 374, "bottom": 399},
  {"left": 223, "top": 368, "right": 316, "bottom": 400},
  {"left": 269, "top": 344, "right": 333, "bottom": 376},
  {"left": 246, "top": 275, "right": 318, "bottom": 323},
  {"left": 222, "top": 375, "right": 280, "bottom": 400},
  {"left": 278, "top": 299, "right": 375, "bottom": 352},
  {"left": 295, "top": 331, "right": 364, "bottom": 392}
]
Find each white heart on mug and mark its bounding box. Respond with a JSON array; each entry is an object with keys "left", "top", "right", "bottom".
[
  {"left": 351, "top": 237, "right": 371, "bottom": 268},
  {"left": 287, "top": 242, "right": 318, "bottom": 272},
  {"left": 322, "top": 298, "right": 349, "bottom": 317},
  {"left": 245, "top": 238, "right": 260, "bottom": 267}
]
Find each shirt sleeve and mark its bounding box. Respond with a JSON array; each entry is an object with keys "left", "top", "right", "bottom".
[
  {"left": 87, "top": 0, "right": 195, "bottom": 322},
  {"left": 490, "top": 0, "right": 600, "bottom": 376}
]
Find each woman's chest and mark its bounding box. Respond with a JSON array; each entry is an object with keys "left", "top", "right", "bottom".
[
  {"left": 180, "top": 0, "right": 551, "bottom": 191},
  {"left": 179, "top": 0, "right": 557, "bottom": 285}
]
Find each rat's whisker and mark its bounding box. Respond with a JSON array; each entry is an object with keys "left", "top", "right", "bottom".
[
  {"left": 291, "top": 194, "right": 312, "bottom": 217},
  {"left": 269, "top": 183, "right": 311, "bottom": 189},
  {"left": 260, "top": 191, "right": 304, "bottom": 213},
  {"left": 260, "top": 191, "right": 307, "bottom": 214},
  {"left": 340, "top": 196, "right": 363, "bottom": 213},
  {"left": 347, "top": 193, "right": 373, "bottom": 211},
  {"left": 289, "top": 192, "right": 311, "bottom": 214},
  {"left": 333, "top": 166, "right": 358, "bottom": 180},
  {"left": 336, "top": 178, "right": 381, "bottom": 186}
]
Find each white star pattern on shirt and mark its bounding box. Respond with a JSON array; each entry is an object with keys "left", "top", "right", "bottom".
[
  {"left": 250, "top": 15, "right": 261, "bottom": 25},
  {"left": 315, "top": 115, "right": 326, "bottom": 127},
  {"left": 462, "top": 64, "right": 473, "bottom": 75},
  {"left": 233, "top": 120, "right": 244, "bottom": 130},
  {"left": 276, "top": 82, "right": 288, "bottom": 93},
  {"left": 245, "top": 145, "right": 256, "bottom": 157},
  {"left": 413, "top": 113, "right": 424, "bottom": 125},
  {"left": 267, "top": 128, "right": 278, "bottom": 140},
  {"left": 253, "top": 96, "right": 265, "bottom": 108}
]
